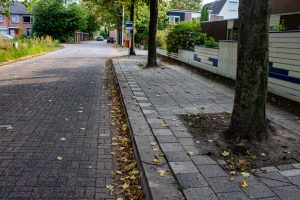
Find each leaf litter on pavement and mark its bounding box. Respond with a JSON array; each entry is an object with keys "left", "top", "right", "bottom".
[{"left": 106, "top": 61, "right": 144, "bottom": 199}]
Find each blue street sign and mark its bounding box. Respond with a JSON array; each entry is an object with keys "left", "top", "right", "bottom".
[{"left": 126, "top": 21, "right": 133, "bottom": 30}]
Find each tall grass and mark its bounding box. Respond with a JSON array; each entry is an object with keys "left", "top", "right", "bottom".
[{"left": 0, "top": 36, "right": 61, "bottom": 63}]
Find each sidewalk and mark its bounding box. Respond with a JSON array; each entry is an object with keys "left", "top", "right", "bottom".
[{"left": 112, "top": 55, "right": 300, "bottom": 200}]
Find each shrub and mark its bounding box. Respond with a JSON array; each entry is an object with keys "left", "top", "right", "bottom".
[
  {"left": 166, "top": 20, "right": 218, "bottom": 53},
  {"left": 0, "top": 36, "right": 60, "bottom": 63},
  {"left": 156, "top": 30, "right": 167, "bottom": 50}
]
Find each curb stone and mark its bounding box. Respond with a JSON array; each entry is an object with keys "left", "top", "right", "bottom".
[{"left": 111, "top": 59, "right": 185, "bottom": 200}]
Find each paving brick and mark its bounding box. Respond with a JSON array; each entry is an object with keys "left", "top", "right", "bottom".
[
  {"left": 287, "top": 175, "right": 300, "bottom": 186},
  {"left": 156, "top": 135, "right": 178, "bottom": 143},
  {"left": 169, "top": 162, "right": 199, "bottom": 174},
  {"left": 176, "top": 173, "right": 208, "bottom": 188},
  {"left": 206, "top": 177, "right": 242, "bottom": 193},
  {"left": 152, "top": 129, "right": 174, "bottom": 136},
  {"left": 292, "top": 163, "right": 300, "bottom": 169},
  {"left": 160, "top": 143, "right": 184, "bottom": 152},
  {"left": 217, "top": 192, "right": 250, "bottom": 200},
  {"left": 164, "top": 151, "right": 191, "bottom": 162},
  {"left": 191, "top": 155, "right": 217, "bottom": 165},
  {"left": 280, "top": 169, "right": 300, "bottom": 177},
  {"left": 271, "top": 185, "right": 300, "bottom": 200},
  {"left": 242, "top": 179, "right": 276, "bottom": 199},
  {"left": 197, "top": 165, "right": 228, "bottom": 178},
  {"left": 257, "top": 171, "right": 292, "bottom": 187},
  {"left": 183, "top": 187, "right": 218, "bottom": 200}
]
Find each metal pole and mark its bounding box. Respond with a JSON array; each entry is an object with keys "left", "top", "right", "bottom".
[{"left": 122, "top": 5, "right": 124, "bottom": 48}]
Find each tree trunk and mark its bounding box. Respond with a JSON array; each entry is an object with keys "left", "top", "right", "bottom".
[
  {"left": 129, "top": 0, "right": 136, "bottom": 55},
  {"left": 225, "top": 0, "right": 271, "bottom": 140},
  {"left": 145, "top": 0, "right": 158, "bottom": 67},
  {"left": 117, "top": 19, "right": 122, "bottom": 46}
]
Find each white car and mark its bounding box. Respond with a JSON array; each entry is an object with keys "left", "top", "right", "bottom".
[{"left": 0, "top": 34, "right": 14, "bottom": 40}]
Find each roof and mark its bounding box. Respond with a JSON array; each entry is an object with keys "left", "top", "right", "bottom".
[
  {"left": 203, "top": 0, "right": 226, "bottom": 15},
  {"left": 5, "top": 2, "right": 31, "bottom": 14},
  {"left": 271, "top": 0, "right": 300, "bottom": 15}
]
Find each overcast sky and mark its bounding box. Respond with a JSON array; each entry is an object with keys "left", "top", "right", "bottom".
[{"left": 203, "top": 0, "right": 215, "bottom": 4}]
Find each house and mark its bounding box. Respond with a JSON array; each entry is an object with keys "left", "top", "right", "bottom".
[
  {"left": 203, "top": 0, "right": 239, "bottom": 21},
  {"left": 270, "top": 0, "right": 300, "bottom": 30},
  {"left": 0, "top": 2, "right": 33, "bottom": 37},
  {"left": 166, "top": 9, "right": 201, "bottom": 24},
  {"left": 201, "top": 0, "right": 300, "bottom": 40}
]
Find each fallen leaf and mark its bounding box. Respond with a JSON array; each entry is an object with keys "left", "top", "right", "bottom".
[
  {"left": 157, "top": 170, "right": 165, "bottom": 177},
  {"left": 79, "top": 128, "right": 86, "bottom": 131},
  {"left": 230, "top": 171, "right": 236, "bottom": 175},
  {"left": 106, "top": 184, "right": 114, "bottom": 190},
  {"left": 229, "top": 177, "right": 235, "bottom": 182},
  {"left": 172, "top": 118, "right": 177, "bottom": 121},
  {"left": 221, "top": 150, "right": 230, "bottom": 157},
  {"left": 161, "top": 123, "right": 169, "bottom": 128},
  {"left": 78, "top": 110, "right": 83, "bottom": 113},
  {"left": 196, "top": 140, "right": 200, "bottom": 144},
  {"left": 241, "top": 172, "right": 251, "bottom": 177},
  {"left": 153, "top": 159, "right": 161, "bottom": 163},
  {"left": 60, "top": 137, "right": 66, "bottom": 141},
  {"left": 48, "top": 99, "right": 52, "bottom": 102},
  {"left": 241, "top": 180, "right": 248, "bottom": 188},
  {"left": 121, "top": 183, "right": 129, "bottom": 190},
  {"left": 116, "top": 170, "right": 122, "bottom": 175},
  {"left": 56, "top": 156, "right": 63, "bottom": 161},
  {"left": 187, "top": 151, "right": 194, "bottom": 156},
  {"left": 64, "top": 118, "right": 69, "bottom": 121}
]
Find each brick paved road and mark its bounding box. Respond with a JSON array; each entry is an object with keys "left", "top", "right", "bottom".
[{"left": 0, "top": 42, "right": 122, "bottom": 199}]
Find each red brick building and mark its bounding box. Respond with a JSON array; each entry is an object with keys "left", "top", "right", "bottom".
[{"left": 0, "top": 2, "right": 33, "bottom": 37}]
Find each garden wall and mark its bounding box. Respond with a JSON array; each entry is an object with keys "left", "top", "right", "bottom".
[{"left": 158, "top": 31, "right": 300, "bottom": 103}]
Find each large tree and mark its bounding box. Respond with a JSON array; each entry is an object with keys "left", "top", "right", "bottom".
[
  {"left": 32, "top": 0, "right": 88, "bottom": 42},
  {"left": 145, "top": 0, "right": 159, "bottom": 67},
  {"left": 169, "top": 0, "right": 202, "bottom": 11},
  {"left": 225, "top": 0, "right": 271, "bottom": 140}
]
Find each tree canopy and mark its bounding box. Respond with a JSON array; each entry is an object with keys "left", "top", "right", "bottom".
[
  {"left": 168, "top": 0, "right": 202, "bottom": 11},
  {"left": 32, "top": 0, "right": 98, "bottom": 42}
]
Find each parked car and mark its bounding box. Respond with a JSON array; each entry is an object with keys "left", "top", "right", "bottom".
[
  {"left": 107, "top": 37, "right": 116, "bottom": 43},
  {"left": 0, "top": 34, "right": 14, "bottom": 40},
  {"left": 96, "top": 36, "right": 104, "bottom": 41}
]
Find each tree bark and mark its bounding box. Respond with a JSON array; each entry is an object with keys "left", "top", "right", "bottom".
[
  {"left": 129, "top": 0, "right": 136, "bottom": 55},
  {"left": 117, "top": 19, "right": 122, "bottom": 46},
  {"left": 226, "top": 0, "right": 271, "bottom": 140},
  {"left": 145, "top": 0, "right": 158, "bottom": 67}
]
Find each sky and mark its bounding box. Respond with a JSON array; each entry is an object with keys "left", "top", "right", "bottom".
[{"left": 203, "top": 0, "right": 215, "bottom": 5}]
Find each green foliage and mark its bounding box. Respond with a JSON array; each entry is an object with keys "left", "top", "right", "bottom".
[
  {"left": 272, "top": 20, "right": 287, "bottom": 31},
  {"left": 135, "top": 1, "right": 168, "bottom": 44},
  {"left": 0, "top": 36, "right": 60, "bottom": 62},
  {"left": 200, "top": 6, "right": 209, "bottom": 21},
  {"left": 32, "top": 0, "right": 89, "bottom": 42},
  {"left": 156, "top": 30, "right": 167, "bottom": 50},
  {"left": 169, "top": 0, "right": 202, "bottom": 11},
  {"left": 166, "top": 20, "right": 218, "bottom": 53}
]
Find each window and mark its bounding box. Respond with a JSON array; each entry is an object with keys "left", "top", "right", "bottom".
[
  {"left": 228, "top": 1, "right": 238, "bottom": 11},
  {"left": 23, "top": 16, "right": 33, "bottom": 23},
  {"left": 26, "top": 28, "right": 32, "bottom": 37},
  {"left": 169, "top": 16, "right": 180, "bottom": 24},
  {"left": 11, "top": 15, "right": 20, "bottom": 23},
  {"left": 0, "top": 14, "right": 2, "bottom": 22}
]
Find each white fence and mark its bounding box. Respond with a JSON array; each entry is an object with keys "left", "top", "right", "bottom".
[{"left": 158, "top": 31, "right": 300, "bottom": 103}]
